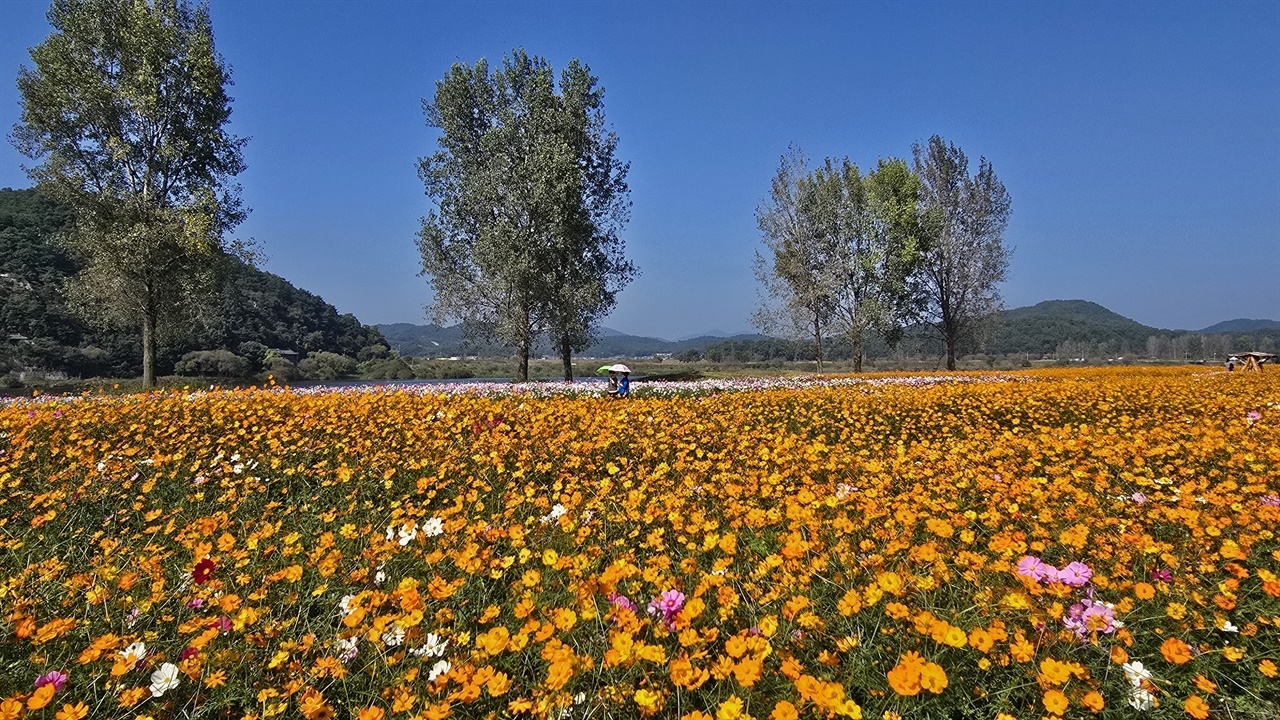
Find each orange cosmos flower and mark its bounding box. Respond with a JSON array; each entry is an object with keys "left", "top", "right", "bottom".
[
  {"left": 54, "top": 703, "right": 88, "bottom": 720},
  {"left": 1160, "top": 637, "right": 1193, "bottom": 665},
  {"left": 1042, "top": 688, "right": 1069, "bottom": 716},
  {"left": 887, "top": 663, "right": 921, "bottom": 697},
  {"left": 1081, "top": 690, "right": 1105, "bottom": 712},
  {"left": 356, "top": 707, "right": 385, "bottom": 720},
  {"left": 1259, "top": 659, "right": 1278, "bottom": 678},
  {"left": 1184, "top": 695, "right": 1210, "bottom": 720},
  {"left": 920, "top": 663, "right": 948, "bottom": 694},
  {"left": 769, "top": 700, "right": 798, "bottom": 720},
  {"left": 27, "top": 685, "right": 55, "bottom": 711},
  {"left": 1133, "top": 582, "right": 1155, "bottom": 600},
  {"left": 1193, "top": 675, "right": 1217, "bottom": 694}
]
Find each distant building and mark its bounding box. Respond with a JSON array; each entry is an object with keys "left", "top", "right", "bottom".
[{"left": 269, "top": 349, "right": 300, "bottom": 364}]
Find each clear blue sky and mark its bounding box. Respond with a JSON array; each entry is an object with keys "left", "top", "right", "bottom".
[{"left": 3, "top": 0, "right": 1278, "bottom": 338}]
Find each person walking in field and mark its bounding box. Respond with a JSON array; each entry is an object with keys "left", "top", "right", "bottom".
[{"left": 602, "top": 363, "right": 631, "bottom": 398}]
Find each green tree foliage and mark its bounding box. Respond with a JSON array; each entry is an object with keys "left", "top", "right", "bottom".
[
  {"left": 0, "top": 188, "right": 388, "bottom": 379},
  {"left": 753, "top": 147, "right": 836, "bottom": 370},
  {"left": 913, "top": 136, "right": 1012, "bottom": 370},
  {"left": 13, "top": 0, "right": 248, "bottom": 386},
  {"left": 418, "top": 49, "right": 634, "bottom": 381},
  {"left": 754, "top": 149, "right": 925, "bottom": 371}
]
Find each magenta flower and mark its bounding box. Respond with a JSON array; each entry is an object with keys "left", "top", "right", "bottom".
[
  {"left": 192, "top": 557, "right": 215, "bottom": 584},
  {"left": 1131, "top": 492, "right": 1147, "bottom": 504},
  {"left": 1063, "top": 598, "right": 1118, "bottom": 639},
  {"left": 35, "top": 670, "right": 68, "bottom": 691},
  {"left": 1058, "top": 561, "right": 1093, "bottom": 587},
  {"left": 608, "top": 593, "right": 638, "bottom": 614},
  {"left": 1032, "top": 561, "right": 1060, "bottom": 584},
  {"left": 647, "top": 589, "right": 686, "bottom": 629},
  {"left": 1246, "top": 410, "right": 1261, "bottom": 421},
  {"left": 1151, "top": 568, "right": 1172, "bottom": 583},
  {"left": 1016, "top": 555, "right": 1040, "bottom": 578}
]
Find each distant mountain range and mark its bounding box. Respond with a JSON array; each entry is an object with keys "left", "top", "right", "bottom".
[
  {"left": 1196, "top": 318, "right": 1280, "bottom": 334},
  {"left": 379, "top": 300, "right": 1279, "bottom": 359}
]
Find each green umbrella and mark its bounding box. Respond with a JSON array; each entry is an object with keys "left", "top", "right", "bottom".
[{"left": 596, "top": 365, "right": 612, "bottom": 374}]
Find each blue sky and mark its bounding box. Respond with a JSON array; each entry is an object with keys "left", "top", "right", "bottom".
[{"left": 2, "top": 0, "right": 1278, "bottom": 339}]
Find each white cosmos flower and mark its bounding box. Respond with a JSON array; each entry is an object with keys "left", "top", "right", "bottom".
[
  {"left": 119, "top": 641, "right": 147, "bottom": 668},
  {"left": 1221, "top": 620, "right": 1239, "bottom": 632},
  {"left": 1122, "top": 661, "right": 1151, "bottom": 686},
  {"left": 540, "top": 503, "right": 568, "bottom": 524},
  {"left": 338, "top": 594, "right": 356, "bottom": 615},
  {"left": 397, "top": 524, "right": 417, "bottom": 546},
  {"left": 428, "top": 659, "right": 451, "bottom": 681},
  {"left": 1128, "top": 687, "right": 1155, "bottom": 711},
  {"left": 422, "top": 517, "right": 444, "bottom": 537},
  {"left": 411, "top": 632, "right": 448, "bottom": 657},
  {"left": 374, "top": 563, "right": 386, "bottom": 585},
  {"left": 149, "top": 662, "right": 180, "bottom": 697},
  {"left": 337, "top": 635, "right": 359, "bottom": 663},
  {"left": 382, "top": 625, "right": 406, "bottom": 647}
]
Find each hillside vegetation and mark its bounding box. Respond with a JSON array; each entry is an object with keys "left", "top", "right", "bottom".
[{"left": 1, "top": 188, "right": 388, "bottom": 381}]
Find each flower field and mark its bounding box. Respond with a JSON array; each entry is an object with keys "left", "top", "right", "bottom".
[{"left": 1, "top": 367, "right": 1277, "bottom": 720}]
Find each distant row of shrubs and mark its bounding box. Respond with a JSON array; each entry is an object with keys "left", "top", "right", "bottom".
[{"left": 171, "top": 347, "right": 482, "bottom": 383}]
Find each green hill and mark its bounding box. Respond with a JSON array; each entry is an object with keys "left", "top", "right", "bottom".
[
  {"left": 986, "top": 300, "right": 1164, "bottom": 355},
  {"left": 1, "top": 187, "right": 387, "bottom": 378}
]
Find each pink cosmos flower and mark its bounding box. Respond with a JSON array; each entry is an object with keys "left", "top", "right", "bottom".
[
  {"left": 1016, "top": 555, "right": 1041, "bottom": 578},
  {"left": 1063, "top": 598, "right": 1117, "bottom": 639},
  {"left": 608, "top": 593, "right": 637, "bottom": 614},
  {"left": 1032, "top": 561, "right": 1060, "bottom": 584},
  {"left": 35, "top": 670, "right": 68, "bottom": 691},
  {"left": 647, "top": 589, "right": 686, "bottom": 629},
  {"left": 1058, "top": 561, "right": 1093, "bottom": 587}
]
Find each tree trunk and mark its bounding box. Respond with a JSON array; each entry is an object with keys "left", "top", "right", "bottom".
[
  {"left": 813, "top": 314, "right": 824, "bottom": 373},
  {"left": 517, "top": 333, "right": 530, "bottom": 382},
  {"left": 141, "top": 298, "right": 156, "bottom": 388},
  {"left": 560, "top": 335, "right": 573, "bottom": 381},
  {"left": 945, "top": 338, "right": 957, "bottom": 371},
  {"left": 853, "top": 332, "right": 863, "bottom": 373}
]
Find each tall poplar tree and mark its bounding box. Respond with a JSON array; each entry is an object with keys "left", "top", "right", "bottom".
[
  {"left": 753, "top": 147, "right": 837, "bottom": 371},
  {"left": 754, "top": 149, "right": 925, "bottom": 372},
  {"left": 913, "top": 136, "right": 1012, "bottom": 370},
  {"left": 13, "top": 0, "right": 247, "bottom": 386},
  {"left": 418, "top": 50, "right": 632, "bottom": 381}
]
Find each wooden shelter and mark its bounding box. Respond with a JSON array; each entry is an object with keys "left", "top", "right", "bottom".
[{"left": 1230, "top": 351, "right": 1274, "bottom": 372}]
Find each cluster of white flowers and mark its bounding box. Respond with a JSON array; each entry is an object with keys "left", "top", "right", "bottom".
[
  {"left": 422, "top": 516, "right": 445, "bottom": 537},
  {"left": 386, "top": 522, "right": 418, "bottom": 546},
  {"left": 281, "top": 372, "right": 1020, "bottom": 401},
  {"left": 1122, "top": 660, "right": 1156, "bottom": 710},
  {"left": 337, "top": 636, "right": 359, "bottom": 663},
  {"left": 541, "top": 503, "right": 568, "bottom": 525},
  {"left": 428, "top": 659, "right": 451, "bottom": 682},
  {"left": 411, "top": 632, "right": 448, "bottom": 658}
]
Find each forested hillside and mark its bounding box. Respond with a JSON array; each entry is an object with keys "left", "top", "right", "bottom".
[{"left": 1, "top": 188, "right": 387, "bottom": 379}]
